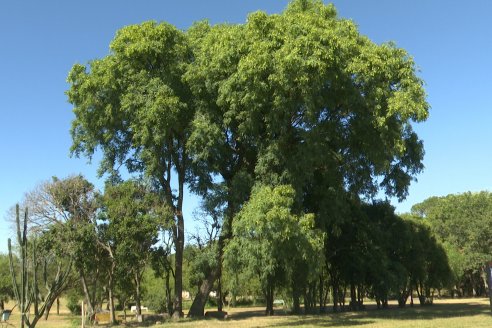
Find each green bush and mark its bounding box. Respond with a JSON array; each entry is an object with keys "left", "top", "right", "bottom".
[{"left": 66, "top": 293, "right": 81, "bottom": 315}]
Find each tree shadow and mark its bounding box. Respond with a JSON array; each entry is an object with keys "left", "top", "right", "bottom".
[
  {"left": 226, "top": 300, "right": 490, "bottom": 327},
  {"left": 358, "top": 301, "right": 490, "bottom": 321}
]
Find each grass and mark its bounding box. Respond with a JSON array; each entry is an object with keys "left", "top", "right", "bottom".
[{"left": 2, "top": 298, "right": 492, "bottom": 328}]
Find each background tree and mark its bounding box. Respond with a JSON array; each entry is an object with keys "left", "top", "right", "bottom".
[
  {"left": 411, "top": 192, "right": 492, "bottom": 297},
  {"left": 8, "top": 206, "right": 72, "bottom": 328},
  {"left": 67, "top": 21, "right": 194, "bottom": 318},
  {"left": 26, "top": 176, "right": 101, "bottom": 319},
  {"left": 151, "top": 228, "right": 175, "bottom": 315},
  {"left": 224, "top": 185, "right": 323, "bottom": 315},
  {"left": 0, "top": 254, "right": 14, "bottom": 314},
  {"left": 102, "top": 180, "right": 168, "bottom": 321}
]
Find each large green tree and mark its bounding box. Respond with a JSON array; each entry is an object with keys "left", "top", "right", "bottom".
[
  {"left": 186, "top": 0, "right": 428, "bottom": 315},
  {"left": 68, "top": 0, "right": 429, "bottom": 316},
  {"left": 67, "top": 21, "right": 194, "bottom": 317}
]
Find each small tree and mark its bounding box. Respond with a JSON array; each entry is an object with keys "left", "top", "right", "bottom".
[
  {"left": 102, "top": 180, "right": 166, "bottom": 322},
  {"left": 0, "top": 254, "right": 14, "bottom": 314},
  {"left": 8, "top": 205, "right": 72, "bottom": 328},
  {"left": 225, "top": 185, "right": 323, "bottom": 315}
]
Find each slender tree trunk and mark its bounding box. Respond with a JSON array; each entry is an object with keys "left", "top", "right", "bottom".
[
  {"left": 265, "top": 283, "right": 274, "bottom": 316},
  {"left": 173, "top": 211, "right": 184, "bottom": 318},
  {"left": 0, "top": 300, "right": 4, "bottom": 313},
  {"left": 108, "top": 277, "right": 116, "bottom": 324},
  {"left": 332, "top": 276, "right": 339, "bottom": 312},
  {"left": 231, "top": 273, "right": 238, "bottom": 307},
  {"left": 357, "top": 284, "right": 364, "bottom": 309},
  {"left": 80, "top": 273, "right": 95, "bottom": 317},
  {"left": 217, "top": 271, "right": 223, "bottom": 312},
  {"left": 57, "top": 298, "right": 60, "bottom": 315},
  {"left": 350, "top": 283, "right": 356, "bottom": 310},
  {"left": 44, "top": 298, "right": 55, "bottom": 320},
  {"left": 135, "top": 272, "right": 143, "bottom": 322},
  {"left": 165, "top": 271, "right": 173, "bottom": 314},
  {"left": 292, "top": 277, "right": 301, "bottom": 314}
]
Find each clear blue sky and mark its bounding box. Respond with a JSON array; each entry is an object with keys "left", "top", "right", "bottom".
[{"left": 2, "top": 1, "right": 492, "bottom": 253}]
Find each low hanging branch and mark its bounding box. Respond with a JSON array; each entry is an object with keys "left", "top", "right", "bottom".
[{"left": 8, "top": 205, "right": 72, "bottom": 328}]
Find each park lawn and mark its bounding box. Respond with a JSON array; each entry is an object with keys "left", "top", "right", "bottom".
[
  {"left": 2, "top": 298, "right": 492, "bottom": 327},
  {"left": 148, "top": 298, "right": 492, "bottom": 328}
]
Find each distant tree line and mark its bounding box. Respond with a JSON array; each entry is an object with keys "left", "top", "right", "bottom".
[{"left": 411, "top": 192, "right": 492, "bottom": 298}]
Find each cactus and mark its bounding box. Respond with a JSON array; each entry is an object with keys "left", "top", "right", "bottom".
[{"left": 8, "top": 205, "right": 72, "bottom": 328}]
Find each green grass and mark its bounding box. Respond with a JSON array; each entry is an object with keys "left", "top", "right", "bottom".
[{"left": 2, "top": 298, "right": 492, "bottom": 327}]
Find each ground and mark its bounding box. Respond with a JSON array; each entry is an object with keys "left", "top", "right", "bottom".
[{"left": 1, "top": 298, "right": 491, "bottom": 327}]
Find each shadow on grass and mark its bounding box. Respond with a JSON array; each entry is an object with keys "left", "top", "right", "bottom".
[
  {"left": 227, "top": 308, "right": 373, "bottom": 327},
  {"left": 227, "top": 300, "right": 491, "bottom": 327}
]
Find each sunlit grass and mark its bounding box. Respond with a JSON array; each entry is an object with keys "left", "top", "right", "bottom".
[{"left": 2, "top": 298, "right": 491, "bottom": 327}]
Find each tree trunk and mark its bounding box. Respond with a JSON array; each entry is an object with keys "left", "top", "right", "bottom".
[
  {"left": 0, "top": 300, "right": 3, "bottom": 313},
  {"left": 80, "top": 272, "right": 95, "bottom": 317},
  {"left": 173, "top": 212, "right": 184, "bottom": 318},
  {"left": 350, "top": 283, "right": 356, "bottom": 310},
  {"left": 217, "top": 271, "right": 223, "bottom": 312},
  {"left": 231, "top": 273, "right": 238, "bottom": 308},
  {"left": 332, "top": 275, "right": 339, "bottom": 312},
  {"left": 57, "top": 298, "right": 60, "bottom": 315},
  {"left": 44, "top": 298, "right": 55, "bottom": 320},
  {"left": 165, "top": 271, "right": 173, "bottom": 314},
  {"left": 108, "top": 280, "right": 116, "bottom": 324},
  {"left": 292, "top": 278, "right": 301, "bottom": 314},
  {"left": 188, "top": 268, "right": 217, "bottom": 317},
  {"left": 265, "top": 283, "right": 274, "bottom": 316},
  {"left": 188, "top": 209, "right": 232, "bottom": 317},
  {"left": 135, "top": 272, "right": 143, "bottom": 322}
]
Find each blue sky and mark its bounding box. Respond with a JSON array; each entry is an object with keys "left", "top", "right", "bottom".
[{"left": 1, "top": 1, "right": 492, "bottom": 253}]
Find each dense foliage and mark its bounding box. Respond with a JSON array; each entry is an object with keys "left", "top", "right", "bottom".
[
  {"left": 4, "top": 0, "right": 461, "bottom": 323},
  {"left": 411, "top": 192, "right": 492, "bottom": 297}
]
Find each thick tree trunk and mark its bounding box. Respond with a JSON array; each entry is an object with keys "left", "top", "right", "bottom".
[
  {"left": 188, "top": 268, "right": 217, "bottom": 317},
  {"left": 188, "top": 208, "right": 232, "bottom": 317}
]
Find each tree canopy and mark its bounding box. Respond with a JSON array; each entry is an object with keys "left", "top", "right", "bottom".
[
  {"left": 65, "top": 0, "right": 430, "bottom": 317},
  {"left": 411, "top": 192, "right": 492, "bottom": 297}
]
